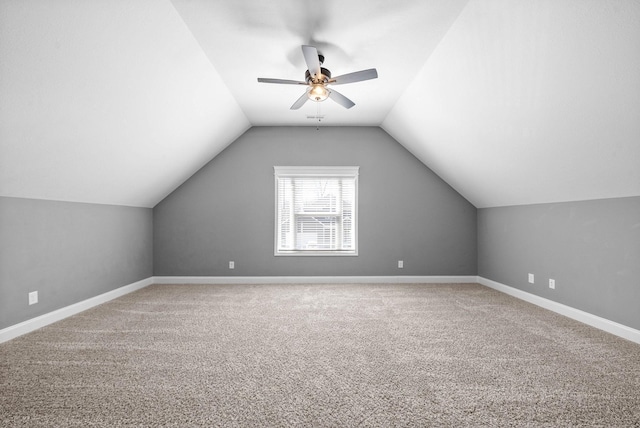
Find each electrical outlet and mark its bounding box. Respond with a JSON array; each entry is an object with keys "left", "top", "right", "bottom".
[
  {"left": 398, "top": 260, "right": 403, "bottom": 269},
  {"left": 229, "top": 261, "right": 235, "bottom": 269},
  {"left": 549, "top": 279, "right": 556, "bottom": 289},
  {"left": 528, "top": 273, "right": 534, "bottom": 284},
  {"left": 28, "top": 291, "right": 38, "bottom": 305}
]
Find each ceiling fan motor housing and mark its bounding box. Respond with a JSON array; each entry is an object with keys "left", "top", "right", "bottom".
[{"left": 305, "top": 67, "right": 331, "bottom": 84}]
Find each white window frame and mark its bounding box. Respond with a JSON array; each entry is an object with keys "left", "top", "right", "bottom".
[{"left": 274, "top": 166, "right": 359, "bottom": 256}]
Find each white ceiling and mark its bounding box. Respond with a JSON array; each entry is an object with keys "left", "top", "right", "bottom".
[
  {"left": 1, "top": 0, "right": 639, "bottom": 208},
  {"left": 383, "top": 0, "right": 640, "bottom": 207},
  {"left": 0, "top": 0, "right": 250, "bottom": 207},
  {"left": 170, "top": 0, "right": 469, "bottom": 126}
]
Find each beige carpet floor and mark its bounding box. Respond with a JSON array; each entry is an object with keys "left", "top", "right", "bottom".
[{"left": 1, "top": 283, "right": 639, "bottom": 427}]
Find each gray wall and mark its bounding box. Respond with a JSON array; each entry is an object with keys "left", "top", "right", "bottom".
[
  {"left": 154, "top": 126, "right": 477, "bottom": 277},
  {"left": 0, "top": 196, "right": 153, "bottom": 330},
  {"left": 478, "top": 196, "right": 640, "bottom": 330}
]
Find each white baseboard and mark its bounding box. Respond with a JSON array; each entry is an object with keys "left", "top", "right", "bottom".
[
  {"left": 477, "top": 276, "right": 640, "bottom": 345},
  {"left": 0, "top": 275, "right": 474, "bottom": 344},
  {"left": 0, "top": 277, "right": 154, "bottom": 344},
  {"left": 5, "top": 275, "right": 637, "bottom": 346},
  {"left": 152, "top": 275, "right": 478, "bottom": 285}
]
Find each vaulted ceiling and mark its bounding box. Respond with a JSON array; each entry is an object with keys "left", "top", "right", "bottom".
[{"left": 1, "top": 0, "right": 639, "bottom": 208}]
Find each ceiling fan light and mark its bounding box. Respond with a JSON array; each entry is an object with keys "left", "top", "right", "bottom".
[{"left": 308, "top": 84, "right": 329, "bottom": 102}]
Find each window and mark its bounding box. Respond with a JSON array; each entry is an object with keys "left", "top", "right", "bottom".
[{"left": 274, "top": 166, "right": 359, "bottom": 256}]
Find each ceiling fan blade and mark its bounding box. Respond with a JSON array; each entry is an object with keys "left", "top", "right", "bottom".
[
  {"left": 257, "top": 78, "right": 307, "bottom": 85},
  {"left": 301, "top": 45, "right": 321, "bottom": 79},
  {"left": 290, "top": 91, "right": 309, "bottom": 110},
  {"left": 328, "top": 89, "right": 355, "bottom": 109},
  {"left": 330, "top": 68, "right": 378, "bottom": 85}
]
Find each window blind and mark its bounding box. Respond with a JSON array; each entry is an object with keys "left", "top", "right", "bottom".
[{"left": 274, "top": 166, "right": 358, "bottom": 255}]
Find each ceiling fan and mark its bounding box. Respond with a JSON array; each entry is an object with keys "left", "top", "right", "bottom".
[{"left": 257, "top": 45, "right": 378, "bottom": 110}]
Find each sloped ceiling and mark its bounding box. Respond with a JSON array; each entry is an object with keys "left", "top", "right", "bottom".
[
  {"left": 383, "top": 0, "right": 640, "bottom": 207},
  {"left": 1, "top": 0, "right": 639, "bottom": 208},
  {"left": 0, "top": 0, "right": 250, "bottom": 207}
]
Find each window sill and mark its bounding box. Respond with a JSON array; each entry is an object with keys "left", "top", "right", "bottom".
[{"left": 274, "top": 250, "right": 358, "bottom": 257}]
